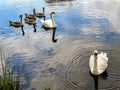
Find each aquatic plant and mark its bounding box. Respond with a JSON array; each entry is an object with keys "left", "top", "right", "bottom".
[
  {"left": 42, "top": 85, "right": 52, "bottom": 90},
  {"left": 43, "top": 87, "right": 51, "bottom": 90},
  {"left": 0, "top": 46, "right": 22, "bottom": 90}
]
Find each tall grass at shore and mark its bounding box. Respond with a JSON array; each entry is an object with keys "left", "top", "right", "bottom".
[
  {"left": 0, "top": 46, "right": 52, "bottom": 90},
  {"left": 0, "top": 47, "right": 21, "bottom": 90}
]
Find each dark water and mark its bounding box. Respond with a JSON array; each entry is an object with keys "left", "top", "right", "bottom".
[{"left": 0, "top": 0, "right": 120, "bottom": 90}]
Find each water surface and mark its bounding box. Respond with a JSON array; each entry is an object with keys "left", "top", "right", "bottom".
[{"left": 0, "top": 0, "right": 120, "bottom": 90}]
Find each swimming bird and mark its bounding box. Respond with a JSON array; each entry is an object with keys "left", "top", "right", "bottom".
[
  {"left": 25, "top": 18, "right": 37, "bottom": 32},
  {"left": 25, "top": 13, "right": 36, "bottom": 20},
  {"left": 9, "top": 15, "right": 25, "bottom": 35},
  {"left": 41, "top": 11, "right": 57, "bottom": 29},
  {"left": 89, "top": 50, "right": 108, "bottom": 75},
  {"left": 33, "top": 7, "right": 45, "bottom": 18}
]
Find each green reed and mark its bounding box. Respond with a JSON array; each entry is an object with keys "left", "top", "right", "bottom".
[{"left": 0, "top": 47, "right": 21, "bottom": 90}]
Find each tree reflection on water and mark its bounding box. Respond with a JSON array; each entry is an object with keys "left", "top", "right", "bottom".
[{"left": 45, "top": 0, "right": 75, "bottom": 3}]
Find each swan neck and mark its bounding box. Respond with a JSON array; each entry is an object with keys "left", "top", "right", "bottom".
[
  {"left": 33, "top": 9, "right": 36, "bottom": 14},
  {"left": 50, "top": 14, "right": 55, "bottom": 26},
  {"left": 93, "top": 55, "right": 98, "bottom": 74},
  {"left": 20, "top": 16, "right": 22, "bottom": 23},
  {"left": 43, "top": 7, "right": 45, "bottom": 14}
]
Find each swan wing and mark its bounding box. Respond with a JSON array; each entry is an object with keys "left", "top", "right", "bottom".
[
  {"left": 97, "top": 52, "right": 108, "bottom": 73},
  {"left": 41, "top": 19, "right": 53, "bottom": 28},
  {"left": 98, "top": 52, "right": 108, "bottom": 62}
]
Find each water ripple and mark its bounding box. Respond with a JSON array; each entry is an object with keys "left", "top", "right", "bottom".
[{"left": 57, "top": 47, "right": 120, "bottom": 90}]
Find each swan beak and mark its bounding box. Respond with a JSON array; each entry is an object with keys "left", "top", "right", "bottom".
[
  {"left": 50, "top": 11, "right": 55, "bottom": 14},
  {"left": 53, "top": 12, "right": 55, "bottom": 14},
  {"left": 94, "top": 50, "right": 98, "bottom": 57}
]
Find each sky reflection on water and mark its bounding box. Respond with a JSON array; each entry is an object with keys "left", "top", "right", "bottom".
[{"left": 0, "top": 0, "right": 120, "bottom": 90}]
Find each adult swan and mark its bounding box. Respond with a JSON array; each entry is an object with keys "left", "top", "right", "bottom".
[
  {"left": 89, "top": 50, "right": 108, "bottom": 75},
  {"left": 41, "top": 11, "right": 57, "bottom": 29}
]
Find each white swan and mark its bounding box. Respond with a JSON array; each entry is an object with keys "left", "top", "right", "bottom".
[
  {"left": 41, "top": 11, "right": 57, "bottom": 28},
  {"left": 89, "top": 50, "right": 108, "bottom": 75}
]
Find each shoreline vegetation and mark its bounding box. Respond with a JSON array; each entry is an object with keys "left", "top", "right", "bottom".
[
  {"left": 0, "top": 46, "right": 51, "bottom": 90},
  {"left": 0, "top": 47, "right": 21, "bottom": 90}
]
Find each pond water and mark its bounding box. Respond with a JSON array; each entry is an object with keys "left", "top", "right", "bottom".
[{"left": 0, "top": 0, "right": 120, "bottom": 90}]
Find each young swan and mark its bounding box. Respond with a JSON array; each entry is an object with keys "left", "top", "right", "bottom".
[
  {"left": 24, "top": 18, "right": 37, "bottom": 32},
  {"left": 33, "top": 7, "right": 45, "bottom": 18},
  {"left": 9, "top": 15, "right": 25, "bottom": 35}
]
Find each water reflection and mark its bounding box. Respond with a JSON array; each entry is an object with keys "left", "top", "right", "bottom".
[
  {"left": 90, "top": 70, "right": 108, "bottom": 90},
  {"left": 92, "top": 75, "right": 98, "bottom": 90},
  {"left": 45, "top": 0, "right": 75, "bottom": 3},
  {"left": 24, "top": 18, "right": 37, "bottom": 33},
  {"left": 42, "top": 26, "right": 57, "bottom": 43},
  {"left": 1, "top": 0, "right": 120, "bottom": 90}
]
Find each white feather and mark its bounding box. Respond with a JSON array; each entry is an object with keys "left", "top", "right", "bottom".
[
  {"left": 40, "top": 12, "right": 57, "bottom": 28},
  {"left": 89, "top": 50, "right": 108, "bottom": 75}
]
